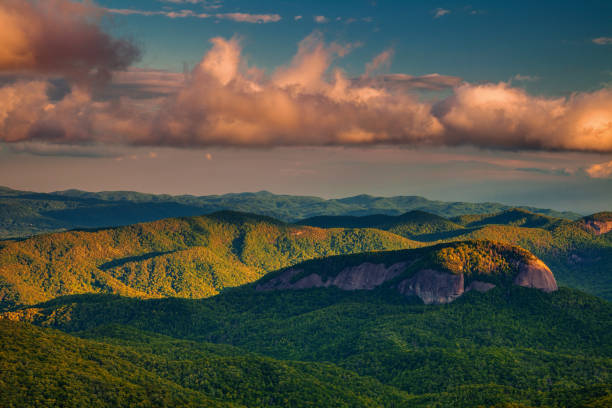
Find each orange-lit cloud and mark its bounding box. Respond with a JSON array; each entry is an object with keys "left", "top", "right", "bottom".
[
  {"left": 0, "top": 0, "right": 140, "bottom": 84},
  {"left": 436, "top": 83, "right": 612, "bottom": 152},
  {"left": 586, "top": 160, "right": 612, "bottom": 178},
  {"left": 0, "top": 32, "right": 611, "bottom": 153}
]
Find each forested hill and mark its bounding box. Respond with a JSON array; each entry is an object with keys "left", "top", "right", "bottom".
[
  {"left": 0, "top": 211, "right": 418, "bottom": 309},
  {"left": 1, "top": 208, "right": 611, "bottom": 309},
  {"left": 0, "top": 185, "right": 581, "bottom": 238},
  {"left": 4, "top": 286, "right": 612, "bottom": 407},
  {"left": 299, "top": 209, "right": 612, "bottom": 300}
]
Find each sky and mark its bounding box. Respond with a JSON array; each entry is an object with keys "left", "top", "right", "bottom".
[{"left": 0, "top": 0, "right": 611, "bottom": 214}]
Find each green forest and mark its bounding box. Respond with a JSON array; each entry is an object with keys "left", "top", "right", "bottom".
[{"left": 0, "top": 204, "right": 610, "bottom": 407}]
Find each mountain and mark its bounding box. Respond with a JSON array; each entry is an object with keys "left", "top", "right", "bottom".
[
  {"left": 0, "top": 186, "right": 581, "bottom": 239},
  {"left": 297, "top": 208, "right": 612, "bottom": 300},
  {"left": 299, "top": 210, "right": 465, "bottom": 239},
  {"left": 257, "top": 240, "right": 557, "bottom": 304},
  {"left": 439, "top": 211, "right": 612, "bottom": 300},
  {"left": 2, "top": 220, "right": 611, "bottom": 406},
  {"left": 5, "top": 284, "right": 611, "bottom": 407},
  {"left": 2, "top": 207, "right": 610, "bottom": 310},
  {"left": 0, "top": 211, "right": 417, "bottom": 310},
  {"left": 451, "top": 207, "right": 567, "bottom": 229}
]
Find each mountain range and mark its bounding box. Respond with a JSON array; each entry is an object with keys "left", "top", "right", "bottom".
[
  {"left": 0, "top": 186, "right": 581, "bottom": 239},
  {"left": 0, "top": 194, "right": 610, "bottom": 407}
]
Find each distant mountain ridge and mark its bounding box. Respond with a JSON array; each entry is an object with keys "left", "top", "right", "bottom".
[{"left": 0, "top": 185, "right": 582, "bottom": 239}]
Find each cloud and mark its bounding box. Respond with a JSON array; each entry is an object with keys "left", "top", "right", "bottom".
[
  {"left": 107, "top": 8, "right": 281, "bottom": 23},
  {"left": 513, "top": 74, "right": 539, "bottom": 82},
  {"left": 216, "top": 13, "right": 281, "bottom": 23},
  {"left": 593, "top": 37, "right": 612, "bottom": 45},
  {"left": 98, "top": 68, "right": 186, "bottom": 99},
  {"left": 161, "top": 0, "right": 222, "bottom": 7},
  {"left": 434, "top": 82, "right": 612, "bottom": 152},
  {"left": 294, "top": 15, "right": 303, "bottom": 21},
  {"left": 0, "top": 0, "right": 140, "bottom": 84},
  {"left": 364, "top": 49, "right": 393, "bottom": 77},
  {"left": 433, "top": 8, "right": 451, "bottom": 18},
  {"left": 6, "top": 141, "right": 120, "bottom": 158},
  {"left": 515, "top": 167, "right": 573, "bottom": 176},
  {"left": 314, "top": 15, "right": 329, "bottom": 23},
  {"left": 358, "top": 73, "right": 463, "bottom": 91},
  {"left": 1, "top": 34, "right": 611, "bottom": 153},
  {"left": 585, "top": 160, "right": 612, "bottom": 178}
]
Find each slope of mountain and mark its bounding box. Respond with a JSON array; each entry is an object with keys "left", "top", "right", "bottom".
[
  {"left": 257, "top": 241, "right": 557, "bottom": 304},
  {"left": 0, "top": 186, "right": 581, "bottom": 239},
  {"left": 451, "top": 207, "right": 567, "bottom": 229},
  {"left": 439, "top": 212, "right": 612, "bottom": 300},
  {"left": 0, "top": 211, "right": 418, "bottom": 309},
  {"left": 5, "top": 284, "right": 611, "bottom": 407},
  {"left": 299, "top": 210, "right": 465, "bottom": 239},
  {"left": 0, "top": 320, "right": 417, "bottom": 407},
  {"left": 297, "top": 208, "right": 612, "bottom": 300}
]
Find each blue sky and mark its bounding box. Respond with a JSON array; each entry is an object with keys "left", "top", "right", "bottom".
[
  {"left": 101, "top": 0, "right": 612, "bottom": 95},
  {"left": 0, "top": 0, "right": 611, "bottom": 213}
]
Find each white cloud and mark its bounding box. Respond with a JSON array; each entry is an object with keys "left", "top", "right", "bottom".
[
  {"left": 106, "top": 8, "right": 281, "bottom": 23},
  {"left": 314, "top": 15, "right": 328, "bottom": 23}
]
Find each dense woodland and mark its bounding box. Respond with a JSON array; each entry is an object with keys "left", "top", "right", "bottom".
[
  {"left": 3, "top": 286, "right": 612, "bottom": 407},
  {"left": 1, "top": 208, "right": 610, "bottom": 309},
  {"left": 0, "top": 200, "right": 610, "bottom": 407}
]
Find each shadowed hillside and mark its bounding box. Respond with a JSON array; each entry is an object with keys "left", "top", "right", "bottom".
[{"left": 4, "top": 284, "right": 611, "bottom": 407}]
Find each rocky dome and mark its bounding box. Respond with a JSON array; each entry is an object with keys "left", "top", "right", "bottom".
[
  {"left": 580, "top": 213, "right": 612, "bottom": 235},
  {"left": 256, "top": 241, "right": 558, "bottom": 304}
]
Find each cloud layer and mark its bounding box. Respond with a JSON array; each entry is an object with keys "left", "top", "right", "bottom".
[
  {"left": 107, "top": 8, "right": 281, "bottom": 23},
  {"left": 0, "top": 0, "right": 140, "bottom": 84},
  {"left": 586, "top": 160, "right": 612, "bottom": 178},
  {"left": 0, "top": 2, "right": 610, "bottom": 154}
]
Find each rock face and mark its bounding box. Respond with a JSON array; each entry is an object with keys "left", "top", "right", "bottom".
[
  {"left": 582, "top": 220, "right": 612, "bottom": 235},
  {"left": 466, "top": 280, "right": 497, "bottom": 293},
  {"left": 256, "top": 253, "right": 558, "bottom": 304},
  {"left": 256, "top": 262, "right": 407, "bottom": 291},
  {"left": 397, "top": 269, "right": 464, "bottom": 304},
  {"left": 513, "top": 259, "right": 558, "bottom": 292}
]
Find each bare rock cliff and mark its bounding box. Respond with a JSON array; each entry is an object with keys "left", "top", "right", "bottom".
[
  {"left": 256, "top": 256, "right": 557, "bottom": 304},
  {"left": 582, "top": 220, "right": 612, "bottom": 235},
  {"left": 257, "top": 262, "right": 407, "bottom": 291},
  {"left": 396, "top": 269, "right": 464, "bottom": 304},
  {"left": 513, "top": 259, "right": 558, "bottom": 292}
]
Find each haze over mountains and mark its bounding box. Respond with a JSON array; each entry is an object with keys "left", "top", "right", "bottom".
[{"left": 0, "top": 185, "right": 581, "bottom": 239}]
